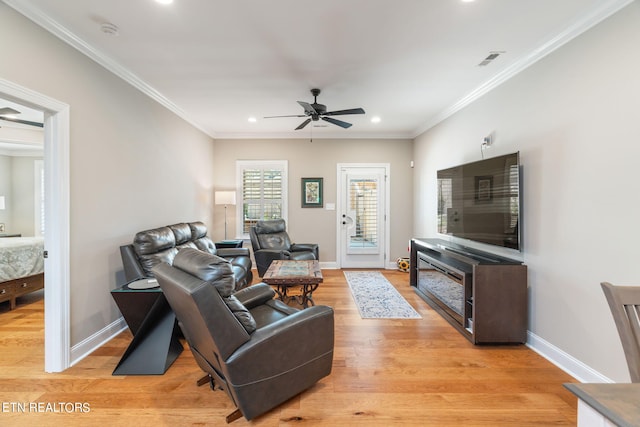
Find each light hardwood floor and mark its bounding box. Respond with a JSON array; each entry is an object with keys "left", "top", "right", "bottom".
[{"left": 0, "top": 270, "right": 578, "bottom": 426}]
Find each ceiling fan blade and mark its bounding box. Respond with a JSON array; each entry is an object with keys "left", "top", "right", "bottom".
[
  {"left": 295, "top": 118, "right": 312, "bottom": 130},
  {"left": 297, "top": 101, "right": 317, "bottom": 115},
  {"left": 322, "top": 117, "right": 352, "bottom": 129},
  {"left": 264, "top": 114, "right": 307, "bottom": 118},
  {"left": 323, "top": 108, "right": 365, "bottom": 116},
  {"left": 0, "top": 107, "right": 20, "bottom": 115},
  {"left": 0, "top": 116, "right": 44, "bottom": 128}
]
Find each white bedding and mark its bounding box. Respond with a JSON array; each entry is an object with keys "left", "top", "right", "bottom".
[{"left": 0, "top": 237, "right": 45, "bottom": 282}]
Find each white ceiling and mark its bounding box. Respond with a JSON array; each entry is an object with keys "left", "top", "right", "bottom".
[{"left": 3, "top": 0, "right": 633, "bottom": 139}]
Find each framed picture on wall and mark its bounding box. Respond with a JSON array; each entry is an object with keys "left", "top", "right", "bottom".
[{"left": 301, "top": 177, "right": 323, "bottom": 208}]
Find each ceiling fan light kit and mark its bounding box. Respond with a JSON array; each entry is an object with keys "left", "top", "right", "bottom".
[{"left": 265, "top": 88, "right": 365, "bottom": 130}]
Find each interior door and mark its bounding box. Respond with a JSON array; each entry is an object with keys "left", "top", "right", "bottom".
[{"left": 338, "top": 165, "right": 388, "bottom": 268}]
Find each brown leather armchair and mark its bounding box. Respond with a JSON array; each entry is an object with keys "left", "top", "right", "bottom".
[
  {"left": 249, "top": 219, "right": 319, "bottom": 277},
  {"left": 152, "top": 248, "right": 334, "bottom": 423}
]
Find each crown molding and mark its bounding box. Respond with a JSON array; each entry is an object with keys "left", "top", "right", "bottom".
[
  {"left": 411, "top": 0, "right": 635, "bottom": 138},
  {"left": 3, "top": 0, "right": 212, "bottom": 138},
  {"left": 2, "top": 0, "right": 403, "bottom": 142},
  {"left": 5, "top": 0, "right": 633, "bottom": 142},
  {"left": 212, "top": 130, "right": 413, "bottom": 140}
]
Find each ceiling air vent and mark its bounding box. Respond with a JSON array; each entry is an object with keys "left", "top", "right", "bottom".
[
  {"left": 478, "top": 51, "right": 505, "bottom": 66},
  {"left": 100, "top": 22, "right": 119, "bottom": 36}
]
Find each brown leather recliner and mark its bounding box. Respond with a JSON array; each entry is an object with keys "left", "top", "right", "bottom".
[
  {"left": 249, "top": 219, "right": 319, "bottom": 277},
  {"left": 152, "top": 248, "right": 334, "bottom": 423}
]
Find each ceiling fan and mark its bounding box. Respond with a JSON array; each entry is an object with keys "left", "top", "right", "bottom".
[
  {"left": 265, "top": 88, "right": 365, "bottom": 130},
  {"left": 0, "top": 107, "right": 44, "bottom": 128}
]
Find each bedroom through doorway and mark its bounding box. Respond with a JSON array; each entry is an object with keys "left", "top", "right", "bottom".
[{"left": 1, "top": 79, "right": 71, "bottom": 373}]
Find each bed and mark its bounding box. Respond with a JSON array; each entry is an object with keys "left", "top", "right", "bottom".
[{"left": 0, "top": 237, "right": 45, "bottom": 310}]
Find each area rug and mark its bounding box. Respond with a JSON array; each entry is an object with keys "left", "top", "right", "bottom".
[{"left": 344, "top": 271, "right": 421, "bottom": 319}]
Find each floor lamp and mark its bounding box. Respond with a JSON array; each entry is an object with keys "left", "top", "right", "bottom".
[{"left": 215, "top": 191, "right": 236, "bottom": 240}]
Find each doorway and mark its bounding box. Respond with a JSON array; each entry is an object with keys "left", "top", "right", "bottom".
[
  {"left": 0, "top": 78, "right": 70, "bottom": 372},
  {"left": 337, "top": 163, "right": 390, "bottom": 269}
]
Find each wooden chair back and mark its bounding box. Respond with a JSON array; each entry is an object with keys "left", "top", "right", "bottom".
[{"left": 601, "top": 282, "right": 640, "bottom": 382}]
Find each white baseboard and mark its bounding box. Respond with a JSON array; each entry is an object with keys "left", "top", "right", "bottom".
[
  {"left": 526, "top": 330, "right": 612, "bottom": 383},
  {"left": 319, "top": 261, "right": 339, "bottom": 270},
  {"left": 70, "top": 317, "right": 127, "bottom": 367},
  {"left": 319, "top": 262, "right": 404, "bottom": 270},
  {"left": 385, "top": 261, "right": 405, "bottom": 270}
]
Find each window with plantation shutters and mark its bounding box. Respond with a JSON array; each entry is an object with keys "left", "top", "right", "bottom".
[{"left": 236, "top": 160, "right": 288, "bottom": 237}]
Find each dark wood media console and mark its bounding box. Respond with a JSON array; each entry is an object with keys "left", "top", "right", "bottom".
[{"left": 410, "top": 238, "right": 527, "bottom": 344}]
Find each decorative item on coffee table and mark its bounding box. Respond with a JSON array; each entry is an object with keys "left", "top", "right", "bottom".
[{"left": 262, "top": 260, "right": 323, "bottom": 308}]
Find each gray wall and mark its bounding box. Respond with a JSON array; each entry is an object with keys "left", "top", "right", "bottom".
[
  {"left": 413, "top": 2, "right": 640, "bottom": 382},
  {"left": 212, "top": 138, "right": 414, "bottom": 264},
  {"left": 1, "top": 4, "right": 215, "bottom": 347},
  {"left": 0, "top": 155, "right": 10, "bottom": 229},
  {"left": 11, "top": 156, "right": 41, "bottom": 236},
  {"left": 0, "top": 154, "right": 42, "bottom": 236}
]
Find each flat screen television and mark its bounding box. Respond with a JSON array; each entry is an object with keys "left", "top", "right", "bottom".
[{"left": 437, "top": 152, "right": 521, "bottom": 251}]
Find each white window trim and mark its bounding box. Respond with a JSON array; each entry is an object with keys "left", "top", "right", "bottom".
[{"left": 235, "top": 160, "right": 288, "bottom": 239}]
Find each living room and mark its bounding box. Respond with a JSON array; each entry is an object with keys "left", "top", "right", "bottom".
[{"left": 1, "top": 0, "right": 639, "bottom": 424}]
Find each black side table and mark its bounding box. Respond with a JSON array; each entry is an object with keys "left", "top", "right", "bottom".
[
  {"left": 111, "top": 279, "right": 183, "bottom": 375},
  {"left": 215, "top": 239, "right": 244, "bottom": 249}
]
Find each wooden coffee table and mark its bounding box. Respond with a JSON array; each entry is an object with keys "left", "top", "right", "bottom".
[{"left": 262, "top": 260, "right": 323, "bottom": 308}]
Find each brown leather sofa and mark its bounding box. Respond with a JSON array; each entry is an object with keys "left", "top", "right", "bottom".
[
  {"left": 153, "top": 248, "right": 334, "bottom": 422},
  {"left": 120, "top": 221, "right": 253, "bottom": 290},
  {"left": 249, "top": 219, "right": 319, "bottom": 277}
]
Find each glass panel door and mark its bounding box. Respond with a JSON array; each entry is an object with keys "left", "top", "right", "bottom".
[
  {"left": 347, "top": 177, "right": 379, "bottom": 254},
  {"left": 339, "top": 165, "right": 388, "bottom": 269}
]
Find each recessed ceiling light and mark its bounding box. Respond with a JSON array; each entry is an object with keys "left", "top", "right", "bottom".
[
  {"left": 155, "top": 0, "right": 174, "bottom": 5},
  {"left": 371, "top": 116, "right": 381, "bottom": 123},
  {"left": 461, "top": 0, "right": 475, "bottom": 3},
  {"left": 248, "top": 117, "right": 257, "bottom": 123}
]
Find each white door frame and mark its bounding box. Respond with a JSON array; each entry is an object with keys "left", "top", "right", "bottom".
[
  {"left": 1, "top": 78, "right": 71, "bottom": 372},
  {"left": 336, "top": 163, "right": 390, "bottom": 269}
]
